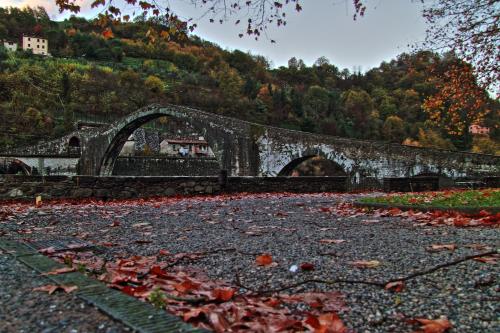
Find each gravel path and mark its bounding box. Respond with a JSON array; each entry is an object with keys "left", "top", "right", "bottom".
[
  {"left": 0, "top": 248, "right": 131, "bottom": 333},
  {"left": 1, "top": 193, "right": 498, "bottom": 332}
]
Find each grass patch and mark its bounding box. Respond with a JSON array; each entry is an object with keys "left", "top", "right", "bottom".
[{"left": 360, "top": 189, "right": 500, "bottom": 209}]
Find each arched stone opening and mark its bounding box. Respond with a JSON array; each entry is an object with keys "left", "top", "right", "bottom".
[
  {"left": 0, "top": 159, "right": 33, "bottom": 175},
  {"left": 278, "top": 155, "right": 347, "bottom": 177},
  {"left": 98, "top": 111, "right": 222, "bottom": 176},
  {"left": 68, "top": 136, "right": 81, "bottom": 156}
]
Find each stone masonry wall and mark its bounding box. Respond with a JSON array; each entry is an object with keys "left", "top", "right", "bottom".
[
  {"left": 0, "top": 175, "right": 497, "bottom": 201},
  {"left": 112, "top": 157, "right": 220, "bottom": 176},
  {"left": 0, "top": 175, "right": 348, "bottom": 201}
]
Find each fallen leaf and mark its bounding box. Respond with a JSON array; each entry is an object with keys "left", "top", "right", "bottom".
[
  {"left": 300, "top": 262, "right": 315, "bottom": 271},
  {"left": 33, "top": 284, "right": 59, "bottom": 294},
  {"left": 350, "top": 260, "right": 381, "bottom": 268},
  {"left": 426, "top": 244, "right": 456, "bottom": 252},
  {"left": 174, "top": 280, "right": 200, "bottom": 293},
  {"left": 474, "top": 255, "right": 498, "bottom": 264},
  {"left": 158, "top": 249, "right": 170, "bottom": 256},
  {"left": 60, "top": 285, "right": 78, "bottom": 293},
  {"left": 211, "top": 288, "right": 235, "bottom": 302},
  {"left": 256, "top": 254, "right": 273, "bottom": 266},
  {"left": 33, "top": 284, "right": 78, "bottom": 294},
  {"left": 41, "top": 267, "right": 76, "bottom": 276},
  {"left": 385, "top": 280, "right": 405, "bottom": 292},
  {"left": 38, "top": 246, "right": 55, "bottom": 254},
  {"left": 110, "top": 220, "right": 120, "bottom": 227},
  {"left": 412, "top": 316, "right": 452, "bottom": 333}
]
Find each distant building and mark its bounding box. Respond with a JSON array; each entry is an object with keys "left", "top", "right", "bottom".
[
  {"left": 160, "top": 137, "right": 214, "bottom": 157},
  {"left": 2, "top": 40, "right": 18, "bottom": 52},
  {"left": 120, "top": 134, "right": 136, "bottom": 157},
  {"left": 22, "top": 36, "right": 48, "bottom": 56},
  {"left": 469, "top": 124, "right": 490, "bottom": 135}
]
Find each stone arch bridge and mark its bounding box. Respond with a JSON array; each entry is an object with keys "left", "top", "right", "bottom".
[{"left": 3, "top": 104, "right": 500, "bottom": 183}]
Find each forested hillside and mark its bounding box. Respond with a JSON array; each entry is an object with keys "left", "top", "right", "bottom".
[{"left": 0, "top": 6, "right": 498, "bottom": 154}]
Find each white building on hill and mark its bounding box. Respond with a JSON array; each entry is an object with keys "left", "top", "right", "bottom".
[
  {"left": 22, "top": 36, "right": 49, "bottom": 56},
  {"left": 2, "top": 40, "right": 18, "bottom": 52}
]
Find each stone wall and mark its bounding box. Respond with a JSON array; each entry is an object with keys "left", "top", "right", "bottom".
[
  {"left": 0, "top": 175, "right": 347, "bottom": 201},
  {"left": 0, "top": 175, "right": 497, "bottom": 201},
  {"left": 112, "top": 157, "right": 220, "bottom": 176}
]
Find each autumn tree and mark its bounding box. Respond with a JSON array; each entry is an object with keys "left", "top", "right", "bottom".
[
  {"left": 382, "top": 115, "right": 405, "bottom": 143},
  {"left": 421, "top": 0, "right": 499, "bottom": 94},
  {"left": 423, "top": 60, "right": 490, "bottom": 148}
]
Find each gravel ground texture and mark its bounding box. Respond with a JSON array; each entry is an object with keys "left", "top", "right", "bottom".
[
  {"left": 1, "top": 192, "right": 498, "bottom": 333},
  {"left": 0, "top": 248, "right": 131, "bottom": 333}
]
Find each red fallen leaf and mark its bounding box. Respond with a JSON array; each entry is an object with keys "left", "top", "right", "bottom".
[
  {"left": 33, "top": 284, "right": 77, "bottom": 294},
  {"left": 305, "top": 313, "right": 347, "bottom": 333},
  {"left": 256, "top": 253, "right": 273, "bottom": 266},
  {"left": 41, "top": 266, "right": 76, "bottom": 276},
  {"left": 122, "top": 285, "right": 148, "bottom": 296},
  {"left": 149, "top": 265, "right": 169, "bottom": 277},
  {"left": 426, "top": 244, "right": 456, "bottom": 252},
  {"left": 174, "top": 279, "right": 201, "bottom": 293},
  {"left": 304, "top": 315, "right": 321, "bottom": 329},
  {"left": 39, "top": 246, "right": 55, "bottom": 254},
  {"left": 319, "top": 239, "right": 346, "bottom": 244},
  {"left": 300, "top": 262, "right": 315, "bottom": 271},
  {"left": 183, "top": 307, "right": 206, "bottom": 321},
  {"left": 275, "top": 211, "right": 288, "bottom": 217},
  {"left": 158, "top": 249, "right": 170, "bottom": 256},
  {"left": 33, "top": 284, "right": 59, "bottom": 294},
  {"left": 412, "top": 316, "right": 452, "bottom": 333},
  {"left": 264, "top": 298, "right": 281, "bottom": 307},
  {"left": 211, "top": 288, "right": 235, "bottom": 302},
  {"left": 319, "top": 207, "right": 332, "bottom": 212},
  {"left": 350, "top": 260, "right": 381, "bottom": 268},
  {"left": 318, "top": 313, "right": 347, "bottom": 333},
  {"left": 209, "top": 312, "right": 230, "bottom": 333},
  {"left": 385, "top": 280, "right": 405, "bottom": 292},
  {"left": 100, "top": 242, "right": 116, "bottom": 247},
  {"left": 110, "top": 220, "right": 120, "bottom": 227},
  {"left": 474, "top": 255, "right": 498, "bottom": 264},
  {"left": 60, "top": 285, "right": 78, "bottom": 293}
]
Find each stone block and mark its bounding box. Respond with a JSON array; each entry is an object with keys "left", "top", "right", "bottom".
[
  {"left": 164, "top": 188, "right": 176, "bottom": 196},
  {"left": 71, "top": 188, "right": 93, "bottom": 198},
  {"left": 8, "top": 188, "right": 23, "bottom": 197},
  {"left": 194, "top": 185, "right": 205, "bottom": 192}
]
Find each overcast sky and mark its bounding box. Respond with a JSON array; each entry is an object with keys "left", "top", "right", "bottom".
[{"left": 4, "top": 0, "right": 428, "bottom": 71}]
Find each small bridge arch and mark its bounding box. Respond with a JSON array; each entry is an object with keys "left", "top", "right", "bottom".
[{"left": 276, "top": 152, "right": 348, "bottom": 177}]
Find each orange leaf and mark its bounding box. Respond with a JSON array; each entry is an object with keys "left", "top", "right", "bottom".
[
  {"left": 256, "top": 253, "right": 273, "bottom": 266},
  {"left": 426, "top": 244, "right": 456, "bottom": 252},
  {"left": 33, "top": 285, "right": 59, "bottom": 294},
  {"left": 413, "top": 316, "right": 452, "bottom": 333},
  {"left": 174, "top": 279, "right": 200, "bottom": 293},
  {"left": 211, "top": 288, "right": 235, "bottom": 302}
]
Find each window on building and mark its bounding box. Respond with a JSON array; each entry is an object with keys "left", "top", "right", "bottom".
[
  {"left": 28, "top": 44, "right": 31, "bottom": 47},
  {"left": 37, "top": 39, "right": 39, "bottom": 42},
  {"left": 28, "top": 38, "right": 31, "bottom": 41}
]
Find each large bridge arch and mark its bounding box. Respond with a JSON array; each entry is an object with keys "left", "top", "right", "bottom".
[{"left": 78, "top": 104, "right": 259, "bottom": 176}]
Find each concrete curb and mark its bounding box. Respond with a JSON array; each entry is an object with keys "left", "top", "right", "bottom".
[
  {"left": 353, "top": 201, "right": 500, "bottom": 215},
  {"left": 0, "top": 238, "right": 208, "bottom": 333}
]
